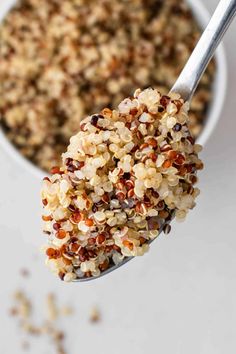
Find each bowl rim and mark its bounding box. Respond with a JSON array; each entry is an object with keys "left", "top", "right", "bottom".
[
  {"left": 186, "top": 0, "right": 228, "bottom": 147},
  {"left": 0, "top": 0, "right": 227, "bottom": 179}
]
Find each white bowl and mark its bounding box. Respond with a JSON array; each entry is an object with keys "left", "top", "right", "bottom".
[{"left": 0, "top": 0, "right": 227, "bottom": 179}]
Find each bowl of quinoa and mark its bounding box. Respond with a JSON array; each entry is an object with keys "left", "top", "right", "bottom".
[{"left": 0, "top": 0, "right": 226, "bottom": 178}]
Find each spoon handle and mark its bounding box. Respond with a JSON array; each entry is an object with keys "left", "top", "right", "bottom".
[{"left": 170, "top": 0, "right": 236, "bottom": 101}]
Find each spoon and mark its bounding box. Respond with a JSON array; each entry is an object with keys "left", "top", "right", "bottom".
[{"left": 75, "top": 0, "right": 236, "bottom": 282}]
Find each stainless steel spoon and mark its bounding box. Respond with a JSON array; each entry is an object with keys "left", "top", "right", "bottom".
[
  {"left": 171, "top": 0, "right": 236, "bottom": 100},
  {"left": 74, "top": 0, "right": 236, "bottom": 282}
]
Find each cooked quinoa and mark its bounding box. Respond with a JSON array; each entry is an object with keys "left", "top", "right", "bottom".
[
  {"left": 0, "top": 0, "right": 214, "bottom": 172},
  {"left": 41, "top": 88, "right": 203, "bottom": 281}
]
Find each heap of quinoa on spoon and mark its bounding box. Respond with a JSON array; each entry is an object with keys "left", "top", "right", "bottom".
[{"left": 41, "top": 88, "right": 203, "bottom": 282}]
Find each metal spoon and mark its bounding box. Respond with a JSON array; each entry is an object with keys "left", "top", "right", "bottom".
[
  {"left": 74, "top": 0, "right": 236, "bottom": 282},
  {"left": 171, "top": 0, "right": 236, "bottom": 100}
]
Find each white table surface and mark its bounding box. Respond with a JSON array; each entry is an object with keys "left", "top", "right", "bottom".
[{"left": 1, "top": 1, "right": 236, "bottom": 354}]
